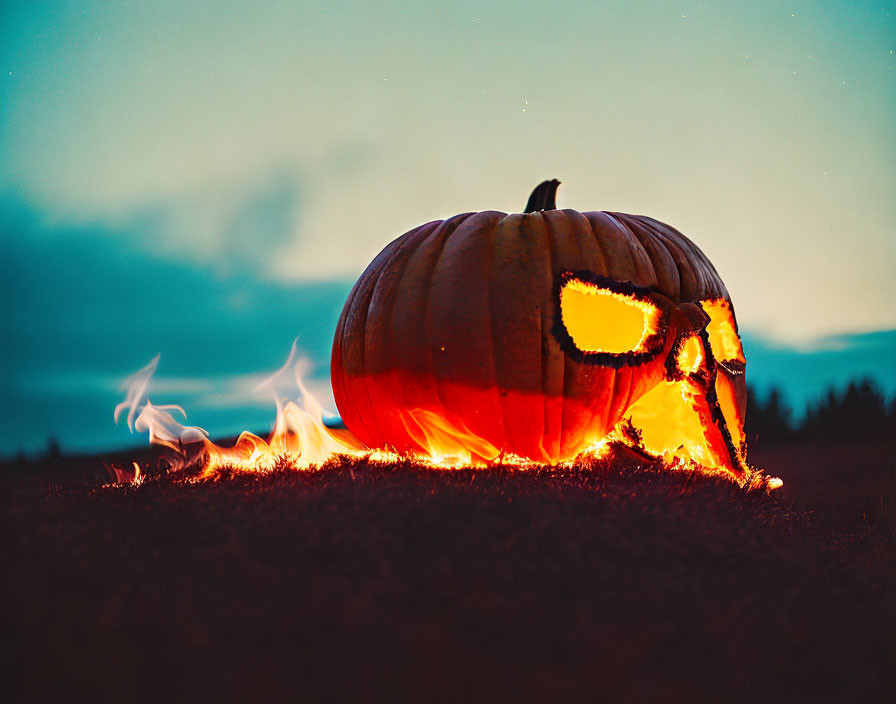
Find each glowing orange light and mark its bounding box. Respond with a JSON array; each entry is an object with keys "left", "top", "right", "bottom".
[
  {"left": 559, "top": 278, "right": 662, "bottom": 354},
  {"left": 701, "top": 299, "right": 745, "bottom": 363},
  {"left": 676, "top": 335, "right": 705, "bottom": 376}
]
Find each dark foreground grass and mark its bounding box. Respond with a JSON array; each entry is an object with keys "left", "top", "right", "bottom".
[{"left": 2, "top": 444, "right": 894, "bottom": 703}]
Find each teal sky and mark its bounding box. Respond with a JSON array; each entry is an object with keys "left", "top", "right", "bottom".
[
  {"left": 3, "top": 1, "right": 894, "bottom": 340},
  {"left": 1, "top": 2, "right": 895, "bottom": 454}
]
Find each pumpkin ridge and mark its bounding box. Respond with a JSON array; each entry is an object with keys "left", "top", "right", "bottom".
[
  {"left": 601, "top": 211, "right": 642, "bottom": 283},
  {"left": 590, "top": 212, "right": 625, "bottom": 281},
  {"left": 428, "top": 211, "right": 512, "bottom": 449},
  {"left": 335, "top": 230, "right": 414, "bottom": 444},
  {"left": 621, "top": 216, "right": 679, "bottom": 298},
  {"left": 539, "top": 211, "right": 563, "bottom": 460},
  {"left": 565, "top": 211, "right": 592, "bottom": 271},
  {"left": 637, "top": 216, "right": 717, "bottom": 299},
  {"left": 365, "top": 224, "right": 429, "bottom": 362},
  {"left": 625, "top": 213, "right": 699, "bottom": 301},
  {"left": 533, "top": 212, "right": 559, "bottom": 461},
  {"left": 337, "top": 232, "right": 405, "bottom": 372},
  {"left": 551, "top": 209, "right": 578, "bottom": 455},
  {"left": 424, "top": 213, "right": 482, "bottom": 451},
  {"left": 634, "top": 214, "right": 717, "bottom": 271},
  {"left": 499, "top": 214, "right": 545, "bottom": 451},
  {"left": 419, "top": 220, "right": 452, "bottom": 452},
  {"left": 580, "top": 211, "right": 613, "bottom": 279},
  {"left": 357, "top": 223, "right": 437, "bottom": 444},
  {"left": 479, "top": 214, "right": 508, "bottom": 451},
  {"left": 610, "top": 211, "right": 661, "bottom": 288},
  {"left": 343, "top": 270, "right": 385, "bottom": 444},
  {"left": 623, "top": 213, "right": 727, "bottom": 303},
  {"left": 487, "top": 214, "right": 515, "bottom": 455},
  {"left": 391, "top": 214, "right": 473, "bottom": 446},
  {"left": 380, "top": 219, "right": 450, "bottom": 441},
  {"left": 544, "top": 208, "right": 590, "bottom": 455}
]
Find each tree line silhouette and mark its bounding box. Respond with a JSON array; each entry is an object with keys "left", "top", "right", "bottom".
[{"left": 745, "top": 378, "right": 896, "bottom": 447}]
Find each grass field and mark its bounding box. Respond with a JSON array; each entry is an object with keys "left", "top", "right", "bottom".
[{"left": 3, "top": 442, "right": 894, "bottom": 703}]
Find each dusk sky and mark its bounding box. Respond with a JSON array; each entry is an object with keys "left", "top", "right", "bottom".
[{"left": 1, "top": 1, "right": 894, "bottom": 454}]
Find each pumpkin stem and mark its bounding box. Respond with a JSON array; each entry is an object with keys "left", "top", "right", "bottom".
[{"left": 524, "top": 179, "right": 561, "bottom": 213}]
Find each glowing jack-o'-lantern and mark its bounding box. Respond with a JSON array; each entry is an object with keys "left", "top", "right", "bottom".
[{"left": 331, "top": 180, "right": 748, "bottom": 479}]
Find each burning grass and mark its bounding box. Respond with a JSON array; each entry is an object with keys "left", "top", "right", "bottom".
[
  {"left": 3, "top": 443, "right": 894, "bottom": 703},
  {"left": 111, "top": 341, "right": 769, "bottom": 485}
]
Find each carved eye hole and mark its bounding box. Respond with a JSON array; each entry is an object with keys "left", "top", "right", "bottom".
[
  {"left": 699, "top": 299, "right": 745, "bottom": 364},
  {"left": 557, "top": 272, "right": 668, "bottom": 361}
]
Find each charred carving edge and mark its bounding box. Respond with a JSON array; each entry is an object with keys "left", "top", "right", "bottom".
[{"left": 551, "top": 270, "right": 672, "bottom": 368}]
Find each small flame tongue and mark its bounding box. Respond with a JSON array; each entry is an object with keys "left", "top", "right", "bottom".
[
  {"left": 114, "top": 341, "right": 357, "bottom": 479},
  {"left": 114, "top": 354, "right": 209, "bottom": 459}
]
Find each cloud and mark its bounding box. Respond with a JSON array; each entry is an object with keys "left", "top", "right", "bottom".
[
  {"left": 121, "top": 166, "right": 306, "bottom": 278},
  {"left": 1, "top": 198, "right": 353, "bottom": 369}
]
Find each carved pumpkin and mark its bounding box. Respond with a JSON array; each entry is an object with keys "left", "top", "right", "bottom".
[{"left": 331, "top": 180, "right": 748, "bottom": 479}]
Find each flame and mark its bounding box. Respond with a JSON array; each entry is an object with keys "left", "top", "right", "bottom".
[
  {"left": 114, "top": 342, "right": 779, "bottom": 490},
  {"left": 400, "top": 408, "right": 506, "bottom": 466},
  {"left": 105, "top": 461, "right": 143, "bottom": 485},
  {"left": 114, "top": 355, "right": 209, "bottom": 452},
  {"left": 114, "top": 341, "right": 361, "bottom": 480},
  {"left": 676, "top": 335, "right": 705, "bottom": 376},
  {"left": 113, "top": 343, "right": 585, "bottom": 478},
  {"left": 700, "top": 299, "right": 746, "bottom": 364}
]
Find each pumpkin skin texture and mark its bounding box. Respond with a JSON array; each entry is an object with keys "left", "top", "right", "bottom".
[{"left": 331, "top": 182, "right": 747, "bottom": 475}]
